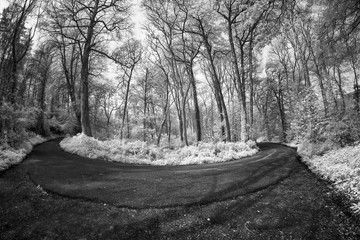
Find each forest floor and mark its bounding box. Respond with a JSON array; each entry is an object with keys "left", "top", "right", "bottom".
[{"left": 0, "top": 140, "right": 360, "bottom": 239}]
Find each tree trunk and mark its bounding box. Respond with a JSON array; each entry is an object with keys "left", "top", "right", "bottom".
[
  {"left": 120, "top": 66, "right": 135, "bottom": 139},
  {"left": 337, "top": 66, "right": 346, "bottom": 113},
  {"left": 238, "top": 44, "right": 248, "bottom": 142},
  {"left": 175, "top": 95, "right": 184, "bottom": 143},
  {"left": 80, "top": 0, "right": 100, "bottom": 137},
  {"left": 351, "top": 62, "right": 360, "bottom": 113},
  {"left": 61, "top": 43, "right": 82, "bottom": 132},
  {"left": 309, "top": 45, "right": 329, "bottom": 116},
  {"left": 249, "top": 32, "right": 255, "bottom": 134},
  {"left": 188, "top": 66, "right": 201, "bottom": 142},
  {"left": 127, "top": 109, "right": 130, "bottom": 138},
  {"left": 36, "top": 68, "right": 49, "bottom": 137},
  {"left": 157, "top": 77, "right": 170, "bottom": 146},
  {"left": 315, "top": 65, "right": 329, "bottom": 117},
  {"left": 143, "top": 68, "right": 149, "bottom": 142},
  {"left": 227, "top": 23, "right": 247, "bottom": 141},
  {"left": 182, "top": 98, "right": 189, "bottom": 146},
  {"left": 80, "top": 44, "right": 92, "bottom": 137},
  {"left": 200, "top": 24, "right": 231, "bottom": 141}
]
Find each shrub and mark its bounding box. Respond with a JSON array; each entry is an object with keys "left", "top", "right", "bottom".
[
  {"left": 303, "top": 144, "right": 360, "bottom": 214},
  {"left": 60, "top": 134, "right": 259, "bottom": 166},
  {"left": 48, "top": 117, "right": 64, "bottom": 135},
  {"left": 0, "top": 102, "right": 29, "bottom": 148},
  {"left": 321, "top": 117, "right": 360, "bottom": 147}
]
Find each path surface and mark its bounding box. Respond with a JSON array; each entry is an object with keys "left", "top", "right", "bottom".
[
  {"left": 25, "top": 139, "right": 297, "bottom": 208},
  {"left": 1, "top": 139, "right": 360, "bottom": 239}
]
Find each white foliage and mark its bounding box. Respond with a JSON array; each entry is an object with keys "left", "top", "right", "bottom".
[
  {"left": 0, "top": 135, "right": 46, "bottom": 171},
  {"left": 302, "top": 145, "right": 360, "bottom": 214},
  {"left": 60, "top": 134, "right": 259, "bottom": 166}
]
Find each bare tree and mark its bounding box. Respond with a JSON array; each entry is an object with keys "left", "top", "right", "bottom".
[
  {"left": 189, "top": 5, "right": 232, "bottom": 141},
  {"left": 46, "top": 0, "right": 129, "bottom": 136},
  {"left": 144, "top": 0, "right": 192, "bottom": 145},
  {"left": 112, "top": 39, "right": 142, "bottom": 139}
]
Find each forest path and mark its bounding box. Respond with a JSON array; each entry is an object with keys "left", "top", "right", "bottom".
[
  {"left": 1, "top": 139, "right": 360, "bottom": 239},
  {"left": 24, "top": 139, "right": 298, "bottom": 208}
]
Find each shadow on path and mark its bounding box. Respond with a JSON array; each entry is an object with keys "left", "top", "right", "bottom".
[{"left": 24, "top": 139, "right": 299, "bottom": 208}]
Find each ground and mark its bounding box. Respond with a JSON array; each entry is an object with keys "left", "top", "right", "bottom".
[{"left": 0, "top": 139, "right": 359, "bottom": 239}]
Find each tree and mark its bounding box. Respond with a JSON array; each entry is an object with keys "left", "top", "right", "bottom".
[
  {"left": 172, "top": 0, "right": 204, "bottom": 142},
  {"left": 46, "top": 0, "right": 130, "bottom": 136},
  {"left": 32, "top": 41, "right": 54, "bottom": 136},
  {"left": 215, "top": 0, "right": 284, "bottom": 141},
  {"left": 44, "top": 4, "right": 82, "bottom": 131},
  {"left": 144, "top": 0, "right": 192, "bottom": 145},
  {"left": 265, "top": 62, "right": 288, "bottom": 141},
  {"left": 175, "top": 1, "right": 234, "bottom": 141},
  {"left": 0, "top": 0, "right": 37, "bottom": 104},
  {"left": 321, "top": 0, "right": 360, "bottom": 40},
  {"left": 113, "top": 38, "right": 142, "bottom": 139},
  {"left": 148, "top": 35, "right": 172, "bottom": 145}
]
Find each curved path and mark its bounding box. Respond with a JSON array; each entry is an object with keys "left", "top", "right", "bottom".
[{"left": 24, "top": 139, "right": 299, "bottom": 208}]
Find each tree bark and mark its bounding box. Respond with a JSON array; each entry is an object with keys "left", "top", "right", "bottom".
[
  {"left": 80, "top": 0, "right": 101, "bottom": 137},
  {"left": 236, "top": 41, "right": 248, "bottom": 142},
  {"left": 120, "top": 66, "right": 134, "bottom": 139},
  {"left": 143, "top": 68, "right": 149, "bottom": 142},
  {"left": 36, "top": 66, "right": 49, "bottom": 137},
  {"left": 249, "top": 33, "right": 255, "bottom": 131},
  {"left": 60, "top": 43, "right": 82, "bottom": 132},
  {"left": 156, "top": 74, "right": 170, "bottom": 146},
  {"left": 188, "top": 66, "right": 202, "bottom": 142}
]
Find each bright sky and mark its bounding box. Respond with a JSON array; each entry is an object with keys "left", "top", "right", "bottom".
[
  {"left": 130, "top": 0, "right": 147, "bottom": 41},
  {"left": 0, "top": 0, "right": 9, "bottom": 11},
  {"left": 0, "top": 0, "right": 146, "bottom": 41}
]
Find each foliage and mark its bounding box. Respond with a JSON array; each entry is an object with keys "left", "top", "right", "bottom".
[
  {"left": 287, "top": 87, "right": 320, "bottom": 143},
  {"left": 297, "top": 110, "right": 360, "bottom": 157},
  {"left": 60, "top": 134, "right": 259, "bottom": 166},
  {"left": 302, "top": 144, "right": 360, "bottom": 214},
  {"left": 0, "top": 102, "right": 31, "bottom": 147},
  {"left": 0, "top": 134, "right": 46, "bottom": 171},
  {"left": 319, "top": 117, "right": 360, "bottom": 148}
]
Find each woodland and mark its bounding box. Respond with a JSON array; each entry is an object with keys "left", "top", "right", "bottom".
[{"left": 1, "top": 0, "right": 360, "bottom": 155}]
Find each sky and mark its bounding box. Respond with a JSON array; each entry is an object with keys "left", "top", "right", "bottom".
[
  {"left": 0, "top": 0, "right": 9, "bottom": 11},
  {"left": 130, "top": 0, "right": 147, "bottom": 41}
]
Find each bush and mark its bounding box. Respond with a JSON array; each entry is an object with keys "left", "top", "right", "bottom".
[
  {"left": 61, "top": 116, "right": 81, "bottom": 135},
  {"left": 294, "top": 107, "right": 360, "bottom": 157},
  {"left": 0, "top": 102, "right": 29, "bottom": 148},
  {"left": 60, "top": 134, "right": 259, "bottom": 166},
  {"left": 0, "top": 134, "right": 46, "bottom": 171},
  {"left": 321, "top": 117, "right": 360, "bottom": 147},
  {"left": 302, "top": 144, "right": 360, "bottom": 214},
  {"left": 287, "top": 87, "right": 320, "bottom": 143},
  {"left": 48, "top": 117, "right": 64, "bottom": 135}
]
